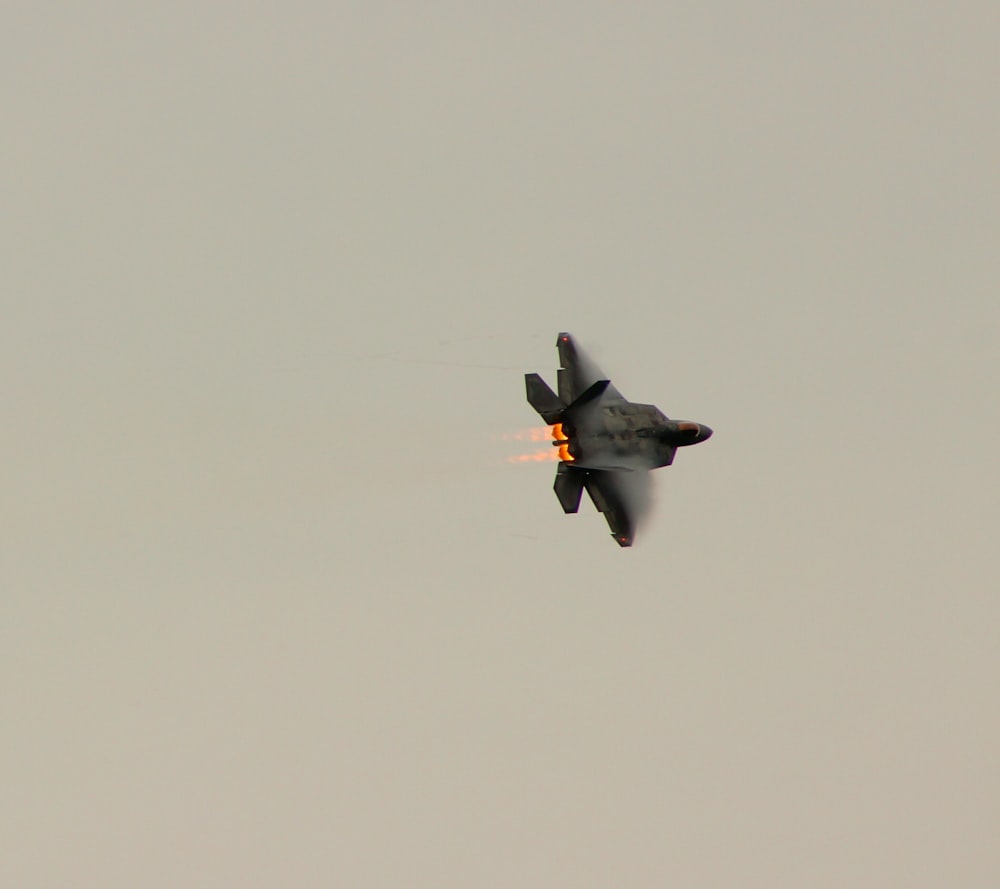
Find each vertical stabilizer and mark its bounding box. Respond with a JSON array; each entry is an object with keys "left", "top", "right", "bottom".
[{"left": 524, "top": 373, "right": 565, "bottom": 424}]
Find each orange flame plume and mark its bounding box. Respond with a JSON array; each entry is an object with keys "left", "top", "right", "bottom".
[
  {"left": 551, "top": 423, "right": 574, "bottom": 462},
  {"left": 507, "top": 423, "right": 574, "bottom": 463},
  {"left": 507, "top": 451, "right": 561, "bottom": 463},
  {"left": 502, "top": 427, "right": 553, "bottom": 442}
]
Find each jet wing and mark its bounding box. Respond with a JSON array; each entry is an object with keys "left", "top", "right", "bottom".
[
  {"left": 582, "top": 468, "right": 652, "bottom": 547},
  {"left": 556, "top": 333, "right": 625, "bottom": 404}
]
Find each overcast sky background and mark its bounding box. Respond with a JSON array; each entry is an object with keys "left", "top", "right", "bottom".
[{"left": 3, "top": 4, "right": 998, "bottom": 887}]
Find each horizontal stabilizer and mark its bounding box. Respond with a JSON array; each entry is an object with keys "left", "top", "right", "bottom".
[
  {"left": 554, "top": 463, "right": 584, "bottom": 513},
  {"left": 565, "top": 378, "right": 610, "bottom": 414},
  {"left": 525, "top": 373, "right": 565, "bottom": 424}
]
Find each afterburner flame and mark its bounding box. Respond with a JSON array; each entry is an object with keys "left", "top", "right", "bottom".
[
  {"left": 551, "top": 423, "right": 574, "bottom": 461},
  {"left": 507, "top": 450, "right": 561, "bottom": 463},
  {"left": 506, "top": 423, "right": 574, "bottom": 463},
  {"left": 503, "top": 427, "right": 552, "bottom": 442}
]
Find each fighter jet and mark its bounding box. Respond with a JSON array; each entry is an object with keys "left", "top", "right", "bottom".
[{"left": 525, "top": 332, "right": 712, "bottom": 547}]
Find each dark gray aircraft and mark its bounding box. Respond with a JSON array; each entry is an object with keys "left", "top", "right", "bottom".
[{"left": 525, "top": 332, "right": 712, "bottom": 547}]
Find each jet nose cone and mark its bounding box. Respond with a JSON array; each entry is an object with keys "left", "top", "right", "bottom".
[{"left": 666, "top": 421, "right": 714, "bottom": 446}]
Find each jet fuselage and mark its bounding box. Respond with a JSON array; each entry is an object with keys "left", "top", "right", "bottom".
[{"left": 561, "top": 402, "right": 712, "bottom": 470}]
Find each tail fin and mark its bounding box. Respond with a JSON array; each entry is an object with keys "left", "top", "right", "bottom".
[{"left": 524, "top": 373, "right": 565, "bottom": 424}]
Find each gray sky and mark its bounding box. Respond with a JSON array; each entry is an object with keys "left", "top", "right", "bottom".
[{"left": 3, "top": 4, "right": 998, "bottom": 887}]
